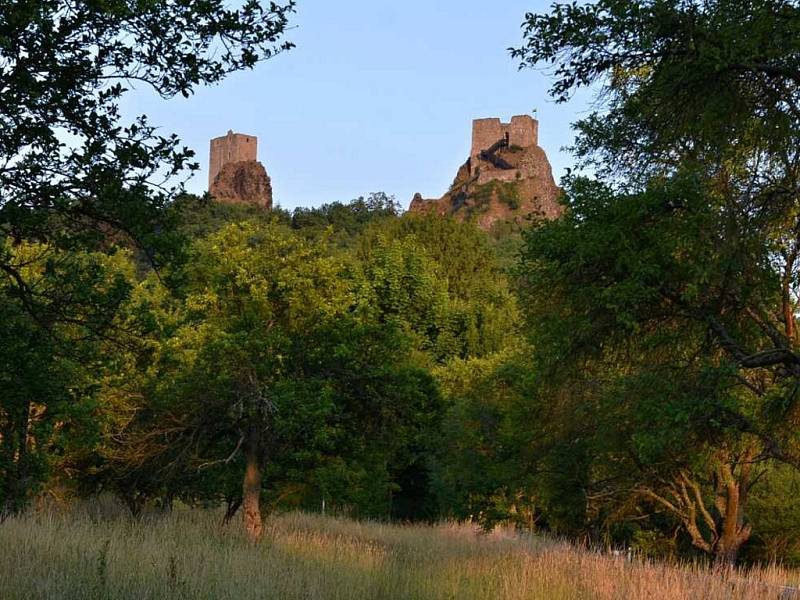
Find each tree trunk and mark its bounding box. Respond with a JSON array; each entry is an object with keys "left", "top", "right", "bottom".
[
  {"left": 714, "top": 526, "right": 751, "bottom": 565},
  {"left": 222, "top": 495, "right": 242, "bottom": 526},
  {"left": 643, "top": 451, "right": 755, "bottom": 565},
  {"left": 712, "top": 455, "right": 753, "bottom": 565},
  {"left": 782, "top": 257, "right": 797, "bottom": 344},
  {"left": 122, "top": 491, "right": 145, "bottom": 518},
  {"left": 242, "top": 426, "right": 263, "bottom": 541}
]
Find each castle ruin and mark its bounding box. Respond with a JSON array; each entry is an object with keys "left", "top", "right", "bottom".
[
  {"left": 470, "top": 115, "right": 538, "bottom": 168},
  {"left": 409, "top": 115, "right": 562, "bottom": 229},
  {"left": 208, "top": 130, "right": 272, "bottom": 208}
]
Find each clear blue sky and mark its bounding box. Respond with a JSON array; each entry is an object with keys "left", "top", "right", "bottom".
[{"left": 122, "top": 1, "right": 592, "bottom": 211}]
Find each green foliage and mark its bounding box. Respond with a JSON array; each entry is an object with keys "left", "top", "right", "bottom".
[
  {"left": 745, "top": 464, "right": 800, "bottom": 565},
  {"left": 497, "top": 182, "right": 521, "bottom": 210},
  {"left": 11, "top": 0, "right": 800, "bottom": 567},
  {"left": 432, "top": 349, "right": 539, "bottom": 529},
  {"left": 290, "top": 192, "right": 401, "bottom": 244},
  {"left": 514, "top": 174, "right": 783, "bottom": 555},
  {"left": 173, "top": 194, "right": 288, "bottom": 239},
  {"left": 359, "top": 214, "right": 520, "bottom": 361},
  {"left": 0, "top": 242, "right": 136, "bottom": 514},
  {"left": 512, "top": 0, "right": 800, "bottom": 563},
  {"left": 466, "top": 181, "right": 522, "bottom": 216},
  {"left": 93, "top": 222, "right": 444, "bottom": 519},
  {"left": 469, "top": 183, "right": 495, "bottom": 213},
  {"left": 0, "top": 0, "right": 295, "bottom": 263},
  {"left": 1, "top": 0, "right": 295, "bottom": 513},
  {"left": 512, "top": 0, "right": 800, "bottom": 180}
]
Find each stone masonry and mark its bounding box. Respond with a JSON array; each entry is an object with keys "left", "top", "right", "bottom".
[
  {"left": 208, "top": 131, "right": 272, "bottom": 208},
  {"left": 209, "top": 131, "right": 258, "bottom": 189},
  {"left": 470, "top": 115, "right": 538, "bottom": 169}
]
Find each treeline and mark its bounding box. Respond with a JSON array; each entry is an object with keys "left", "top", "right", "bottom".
[
  {"left": 5, "top": 192, "right": 800, "bottom": 565},
  {"left": 3, "top": 0, "right": 800, "bottom": 569},
  {"left": 1, "top": 194, "right": 522, "bottom": 529}
]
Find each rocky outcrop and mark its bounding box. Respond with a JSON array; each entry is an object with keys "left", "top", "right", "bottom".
[{"left": 210, "top": 160, "right": 273, "bottom": 209}]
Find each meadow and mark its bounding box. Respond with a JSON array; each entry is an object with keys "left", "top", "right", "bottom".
[{"left": 2, "top": 503, "right": 799, "bottom": 600}]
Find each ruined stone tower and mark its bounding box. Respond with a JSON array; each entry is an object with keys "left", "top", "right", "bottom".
[
  {"left": 409, "top": 115, "right": 561, "bottom": 229},
  {"left": 208, "top": 131, "right": 272, "bottom": 208},
  {"left": 470, "top": 115, "right": 538, "bottom": 170},
  {"left": 209, "top": 131, "right": 257, "bottom": 188}
]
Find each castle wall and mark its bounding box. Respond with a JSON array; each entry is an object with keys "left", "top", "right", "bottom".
[
  {"left": 208, "top": 131, "right": 258, "bottom": 189},
  {"left": 470, "top": 116, "right": 539, "bottom": 175},
  {"left": 508, "top": 115, "right": 538, "bottom": 148},
  {"left": 476, "top": 169, "right": 522, "bottom": 185},
  {"left": 470, "top": 118, "right": 504, "bottom": 163}
]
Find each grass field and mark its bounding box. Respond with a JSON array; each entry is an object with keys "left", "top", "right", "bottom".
[{"left": 2, "top": 503, "right": 799, "bottom": 599}]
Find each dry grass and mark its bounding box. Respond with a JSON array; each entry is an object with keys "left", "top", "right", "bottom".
[{"left": 1, "top": 502, "right": 798, "bottom": 599}]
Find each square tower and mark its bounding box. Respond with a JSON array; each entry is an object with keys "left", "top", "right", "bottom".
[
  {"left": 470, "top": 115, "right": 539, "bottom": 171},
  {"left": 470, "top": 118, "right": 505, "bottom": 164},
  {"left": 208, "top": 131, "right": 258, "bottom": 189},
  {"left": 508, "top": 115, "right": 538, "bottom": 148}
]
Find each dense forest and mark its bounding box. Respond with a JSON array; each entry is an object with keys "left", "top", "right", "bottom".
[{"left": 3, "top": 0, "right": 800, "bottom": 569}]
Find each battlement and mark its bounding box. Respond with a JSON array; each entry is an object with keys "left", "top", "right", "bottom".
[
  {"left": 208, "top": 130, "right": 258, "bottom": 189},
  {"left": 470, "top": 115, "right": 538, "bottom": 166}
]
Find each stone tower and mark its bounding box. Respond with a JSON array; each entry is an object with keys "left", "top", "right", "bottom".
[
  {"left": 208, "top": 130, "right": 258, "bottom": 189},
  {"left": 469, "top": 115, "right": 538, "bottom": 174},
  {"left": 208, "top": 131, "right": 272, "bottom": 209}
]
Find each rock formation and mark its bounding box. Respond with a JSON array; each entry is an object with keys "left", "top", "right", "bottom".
[
  {"left": 408, "top": 116, "right": 562, "bottom": 230},
  {"left": 210, "top": 160, "right": 273, "bottom": 208},
  {"left": 208, "top": 131, "right": 273, "bottom": 209}
]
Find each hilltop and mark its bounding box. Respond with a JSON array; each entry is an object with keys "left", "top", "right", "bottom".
[
  {"left": 408, "top": 115, "right": 563, "bottom": 231},
  {"left": 205, "top": 117, "right": 564, "bottom": 234}
]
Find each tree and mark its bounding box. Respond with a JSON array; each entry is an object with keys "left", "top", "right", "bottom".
[
  {"left": 513, "top": 0, "right": 800, "bottom": 181},
  {"left": 745, "top": 463, "right": 800, "bottom": 564},
  {"left": 515, "top": 174, "right": 793, "bottom": 561},
  {"left": 290, "top": 192, "right": 401, "bottom": 244},
  {"left": 512, "top": 0, "right": 800, "bottom": 562},
  {"left": 358, "top": 214, "right": 520, "bottom": 361},
  {"left": 0, "top": 241, "right": 135, "bottom": 515},
  {"left": 154, "top": 222, "right": 353, "bottom": 538},
  {"left": 432, "top": 348, "right": 540, "bottom": 529},
  {"left": 96, "top": 222, "right": 442, "bottom": 535},
  {"left": 0, "top": 0, "right": 295, "bottom": 512}
]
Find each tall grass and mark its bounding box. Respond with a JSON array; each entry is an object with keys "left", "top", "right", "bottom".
[{"left": 2, "top": 502, "right": 798, "bottom": 599}]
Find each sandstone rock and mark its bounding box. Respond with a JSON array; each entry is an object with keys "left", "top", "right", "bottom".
[{"left": 210, "top": 160, "right": 273, "bottom": 209}]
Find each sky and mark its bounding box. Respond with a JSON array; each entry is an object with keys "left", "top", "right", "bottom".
[{"left": 121, "top": 1, "right": 593, "bottom": 211}]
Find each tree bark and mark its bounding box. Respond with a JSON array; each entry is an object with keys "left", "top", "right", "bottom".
[
  {"left": 242, "top": 425, "right": 263, "bottom": 541},
  {"left": 712, "top": 454, "right": 753, "bottom": 565},
  {"left": 222, "top": 495, "right": 242, "bottom": 526},
  {"left": 641, "top": 452, "right": 754, "bottom": 564},
  {"left": 782, "top": 251, "right": 797, "bottom": 345}
]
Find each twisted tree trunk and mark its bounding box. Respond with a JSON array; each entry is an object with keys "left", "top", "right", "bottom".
[
  {"left": 712, "top": 455, "right": 753, "bottom": 565},
  {"left": 640, "top": 448, "right": 755, "bottom": 564}
]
